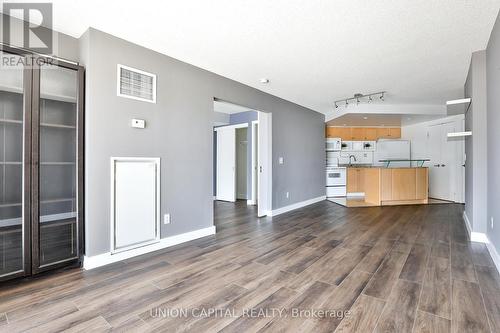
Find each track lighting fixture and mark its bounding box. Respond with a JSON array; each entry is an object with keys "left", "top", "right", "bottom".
[{"left": 333, "top": 91, "right": 386, "bottom": 110}]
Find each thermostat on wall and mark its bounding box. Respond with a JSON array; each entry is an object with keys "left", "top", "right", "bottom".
[{"left": 131, "top": 118, "right": 146, "bottom": 129}]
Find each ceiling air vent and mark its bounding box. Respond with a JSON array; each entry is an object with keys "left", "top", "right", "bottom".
[{"left": 117, "top": 64, "right": 156, "bottom": 103}]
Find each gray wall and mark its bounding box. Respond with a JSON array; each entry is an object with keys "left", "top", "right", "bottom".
[
  {"left": 487, "top": 12, "right": 500, "bottom": 253},
  {"left": 80, "top": 28, "right": 325, "bottom": 256},
  {"left": 464, "top": 51, "right": 488, "bottom": 234}
]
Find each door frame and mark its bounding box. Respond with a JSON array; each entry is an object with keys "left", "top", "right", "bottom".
[
  {"left": 214, "top": 123, "right": 248, "bottom": 202},
  {"left": 426, "top": 117, "right": 465, "bottom": 203},
  {"left": 257, "top": 111, "right": 272, "bottom": 217},
  {"left": 249, "top": 120, "right": 259, "bottom": 205}
]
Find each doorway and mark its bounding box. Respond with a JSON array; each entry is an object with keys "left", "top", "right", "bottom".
[
  {"left": 427, "top": 121, "right": 464, "bottom": 202},
  {"left": 213, "top": 100, "right": 272, "bottom": 217}
]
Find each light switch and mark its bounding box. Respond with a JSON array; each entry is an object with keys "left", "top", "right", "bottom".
[
  {"left": 164, "top": 214, "right": 171, "bottom": 225},
  {"left": 131, "top": 118, "right": 146, "bottom": 129},
  {"left": 279, "top": 157, "right": 284, "bottom": 165}
]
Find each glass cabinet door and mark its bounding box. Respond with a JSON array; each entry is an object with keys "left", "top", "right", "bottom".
[
  {"left": 35, "top": 63, "right": 79, "bottom": 269},
  {"left": 0, "top": 51, "right": 27, "bottom": 279}
]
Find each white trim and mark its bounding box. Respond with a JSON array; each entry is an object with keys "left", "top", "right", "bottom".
[
  {"left": 83, "top": 226, "right": 216, "bottom": 270},
  {"left": 247, "top": 199, "right": 255, "bottom": 205},
  {"left": 347, "top": 192, "right": 365, "bottom": 197},
  {"left": 214, "top": 123, "right": 248, "bottom": 131},
  {"left": 486, "top": 236, "right": 500, "bottom": 275},
  {"left": 251, "top": 120, "right": 259, "bottom": 206},
  {"left": 463, "top": 211, "right": 472, "bottom": 235},
  {"left": 268, "top": 196, "right": 326, "bottom": 217},
  {"left": 447, "top": 131, "right": 472, "bottom": 138},
  {"left": 117, "top": 64, "right": 157, "bottom": 104},
  {"left": 471, "top": 232, "right": 489, "bottom": 243},
  {"left": 462, "top": 212, "right": 500, "bottom": 274},
  {"left": 110, "top": 157, "right": 161, "bottom": 254},
  {"left": 463, "top": 211, "right": 489, "bottom": 243},
  {"left": 446, "top": 98, "right": 471, "bottom": 105}
]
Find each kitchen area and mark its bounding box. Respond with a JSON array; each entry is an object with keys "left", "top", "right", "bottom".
[{"left": 325, "top": 126, "right": 430, "bottom": 207}]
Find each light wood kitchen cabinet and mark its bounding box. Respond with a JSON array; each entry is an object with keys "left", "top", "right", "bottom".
[
  {"left": 392, "top": 169, "right": 417, "bottom": 200},
  {"left": 350, "top": 128, "right": 365, "bottom": 140},
  {"left": 389, "top": 127, "right": 401, "bottom": 138},
  {"left": 415, "top": 168, "right": 428, "bottom": 199},
  {"left": 376, "top": 127, "right": 391, "bottom": 139},
  {"left": 325, "top": 126, "right": 401, "bottom": 140},
  {"left": 364, "top": 128, "right": 378, "bottom": 140},
  {"left": 326, "top": 127, "right": 351, "bottom": 140},
  {"left": 347, "top": 168, "right": 365, "bottom": 193}
]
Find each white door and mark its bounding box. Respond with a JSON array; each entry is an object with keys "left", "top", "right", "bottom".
[
  {"left": 428, "top": 123, "right": 455, "bottom": 201},
  {"left": 216, "top": 127, "right": 236, "bottom": 202},
  {"left": 258, "top": 112, "right": 272, "bottom": 217}
]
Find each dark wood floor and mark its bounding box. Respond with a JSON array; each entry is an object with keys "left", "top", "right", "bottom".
[{"left": 1, "top": 200, "right": 499, "bottom": 332}]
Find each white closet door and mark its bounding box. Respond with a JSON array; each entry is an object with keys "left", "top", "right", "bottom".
[
  {"left": 216, "top": 128, "right": 236, "bottom": 202},
  {"left": 111, "top": 158, "right": 160, "bottom": 253}
]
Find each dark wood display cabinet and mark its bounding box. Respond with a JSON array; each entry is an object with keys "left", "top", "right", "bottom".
[{"left": 0, "top": 45, "right": 84, "bottom": 282}]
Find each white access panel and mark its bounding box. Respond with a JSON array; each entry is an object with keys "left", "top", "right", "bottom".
[{"left": 111, "top": 157, "right": 160, "bottom": 253}]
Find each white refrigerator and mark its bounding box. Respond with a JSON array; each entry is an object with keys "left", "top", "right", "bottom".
[{"left": 373, "top": 139, "right": 411, "bottom": 167}]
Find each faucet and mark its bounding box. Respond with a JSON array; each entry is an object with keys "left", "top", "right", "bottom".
[{"left": 349, "top": 155, "right": 357, "bottom": 166}]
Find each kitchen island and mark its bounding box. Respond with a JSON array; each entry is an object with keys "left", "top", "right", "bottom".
[{"left": 346, "top": 166, "right": 428, "bottom": 206}]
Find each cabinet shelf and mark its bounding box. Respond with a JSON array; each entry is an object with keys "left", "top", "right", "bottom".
[
  {"left": 40, "top": 162, "right": 76, "bottom": 165},
  {"left": 0, "top": 118, "right": 23, "bottom": 124},
  {"left": 0, "top": 161, "right": 22, "bottom": 165},
  {"left": 0, "top": 85, "right": 76, "bottom": 103},
  {"left": 40, "top": 123, "right": 76, "bottom": 129}
]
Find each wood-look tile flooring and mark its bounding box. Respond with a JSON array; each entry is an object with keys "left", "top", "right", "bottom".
[{"left": 1, "top": 201, "right": 499, "bottom": 332}]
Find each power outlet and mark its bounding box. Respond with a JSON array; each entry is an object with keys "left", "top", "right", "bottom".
[
  {"left": 286, "top": 192, "right": 290, "bottom": 199},
  {"left": 164, "top": 214, "right": 171, "bottom": 225},
  {"left": 491, "top": 217, "right": 494, "bottom": 229}
]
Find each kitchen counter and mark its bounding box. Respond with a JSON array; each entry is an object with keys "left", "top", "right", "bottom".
[{"left": 346, "top": 166, "right": 428, "bottom": 206}]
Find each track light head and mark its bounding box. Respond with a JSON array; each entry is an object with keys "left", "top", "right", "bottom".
[
  {"left": 335, "top": 102, "right": 338, "bottom": 109},
  {"left": 368, "top": 96, "right": 373, "bottom": 103},
  {"left": 380, "top": 93, "right": 384, "bottom": 101}
]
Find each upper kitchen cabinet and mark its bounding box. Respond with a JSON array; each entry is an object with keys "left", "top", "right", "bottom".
[
  {"left": 364, "top": 127, "right": 378, "bottom": 140},
  {"left": 350, "top": 128, "right": 365, "bottom": 140},
  {"left": 326, "top": 126, "right": 351, "bottom": 140},
  {"left": 325, "top": 126, "right": 401, "bottom": 140},
  {"left": 376, "top": 127, "right": 401, "bottom": 139}
]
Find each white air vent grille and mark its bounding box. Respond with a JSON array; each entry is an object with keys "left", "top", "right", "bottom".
[{"left": 117, "top": 64, "right": 156, "bottom": 103}]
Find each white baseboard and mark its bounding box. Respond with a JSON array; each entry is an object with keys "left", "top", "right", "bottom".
[
  {"left": 83, "top": 226, "right": 216, "bottom": 270},
  {"left": 247, "top": 199, "right": 255, "bottom": 205},
  {"left": 486, "top": 236, "right": 500, "bottom": 275},
  {"left": 463, "top": 211, "right": 488, "bottom": 243},
  {"left": 463, "top": 211, "right": 500, "bottom": 274},
  {"left": 268, "top": 196, "right": 326, "bottom": 217},
  {"left": 463, "top": 211, "right": 472, "bottom": 235}
]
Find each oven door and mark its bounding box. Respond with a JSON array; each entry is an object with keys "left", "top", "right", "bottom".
[{"left": 326, "top": 168, "right": 346, "bottom": 186}]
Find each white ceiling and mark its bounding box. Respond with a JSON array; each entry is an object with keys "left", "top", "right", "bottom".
[
  {"left": 326, "top": 113, "right": 443, "bottom": 127},
  {"left": 8, "top": 0, "right": 500, "bottom": 114}
]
